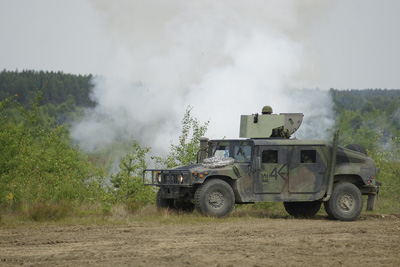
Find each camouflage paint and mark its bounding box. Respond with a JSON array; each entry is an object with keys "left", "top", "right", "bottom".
[{"left": 143, "top": 138, "right": 378, "bottom": 204}]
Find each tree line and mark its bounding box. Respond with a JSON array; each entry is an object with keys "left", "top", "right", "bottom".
[
  {"left": 329, "top": 88, "right": 400, "bottom": 152},
  {"left": 0, "top": 69, "right": 95, "bottom": 107}
]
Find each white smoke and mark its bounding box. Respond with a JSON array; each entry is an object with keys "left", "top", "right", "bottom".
[{"left": 72, "top": 0, "right": 335, "bottom": 155}]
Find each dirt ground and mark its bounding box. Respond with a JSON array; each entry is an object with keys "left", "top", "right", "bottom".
[{"left": 1, "top": 214, "right": 400, "bottom": 267}]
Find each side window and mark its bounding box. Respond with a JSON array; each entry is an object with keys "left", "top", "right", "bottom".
[
  {"left": 301, "top": 150, "right": 316, "bottom": 163},
  {"left": 234, "top": 145, "right": 251, "bottom": 162},
  {"left": 262, "top": 150, "right": 278, "bottom": 164}
]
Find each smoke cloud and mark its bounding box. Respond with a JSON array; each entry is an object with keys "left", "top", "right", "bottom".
[{"left": 72, "top": 0, "right": 335, "bottom": 155}]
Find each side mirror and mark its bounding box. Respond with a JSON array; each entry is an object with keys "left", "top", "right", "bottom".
[{"left": 252, "top": 157, "right": 261, "bottom": 171}]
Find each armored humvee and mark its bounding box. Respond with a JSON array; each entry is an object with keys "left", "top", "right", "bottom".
[{"left": 143, "top": 106, "right": 379, "bottom": 221}]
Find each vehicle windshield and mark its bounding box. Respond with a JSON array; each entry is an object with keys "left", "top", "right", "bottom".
[{"left": 210, "top": 141, "right": 252, "bottom": 163}]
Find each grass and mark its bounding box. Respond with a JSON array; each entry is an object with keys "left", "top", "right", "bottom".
[
  {"left": 0, "top": 196, "right": 398, "bottom": 229},
  {"left": 27, "top": 201, "right": 72, "bottom": 222},
  {"left": 0, "top": 202, "right": 283, "bottom": 228}
]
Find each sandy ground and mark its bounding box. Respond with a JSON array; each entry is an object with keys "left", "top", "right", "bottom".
[{"left": 1, "top": 214, "right": 399, "bottom": 267}]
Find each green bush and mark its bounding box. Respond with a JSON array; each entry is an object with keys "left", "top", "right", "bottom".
[
  {"left": 0, "top": 94, "right": 108, "bottom": 211},
  {"left": 370, "top": 141, "right": 400, "bottom": 213},
  {"left": 153, "top": 106, "right": 209, "bottom": 168},
  {"left": 110, "top": 140, "right": 156, "bottom": 205}
]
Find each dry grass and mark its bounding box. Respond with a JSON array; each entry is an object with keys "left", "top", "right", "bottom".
[
  {"left": 1, "top": 199, "right": 394, "bottom": 229},
  {"left": 27, "top": 201, "right": 73, "bottom": 222}
]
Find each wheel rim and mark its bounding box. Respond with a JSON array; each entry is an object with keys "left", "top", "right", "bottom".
[
  {"left": 208, "top": 191, "right": 224, "bottom": 209},
  {"left": 338, "top": 193, "right": 354, "bottom": 212}
]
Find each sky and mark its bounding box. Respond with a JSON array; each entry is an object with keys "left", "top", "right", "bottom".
[
  {"left": 1, "top": 0, "right": 399, "bottom": 90},
  {"left": 1, "top": 0, "right": 399, "bottom": 154}
]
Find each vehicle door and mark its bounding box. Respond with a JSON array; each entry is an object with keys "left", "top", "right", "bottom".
[
  {"left": 254, "top": 146, "right": 288, "bottom": 194},
  {"left": 288, "top": 146, "right": 328, "bottom": 193}
]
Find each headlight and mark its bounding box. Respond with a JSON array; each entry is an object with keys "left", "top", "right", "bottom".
[{"left": 157, "top": 172, "right": 162, "bottom": 183}]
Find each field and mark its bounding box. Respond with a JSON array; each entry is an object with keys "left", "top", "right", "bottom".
[{"left": 1, "top": 211, "right": 399, "bottom": 266}]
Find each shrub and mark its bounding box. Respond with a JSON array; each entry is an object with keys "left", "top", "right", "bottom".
[
  {"left": 371, "top": 143, "right": 400, "bottom": 213},
  {"left": 110, "top": 140, "right": 156, "bottom": 205},
  {"left": 0, "top": 93, "right": 108, "bottom": 210},
  {"left": 27, "top": 201, "right": 72, "bottom": 222}
]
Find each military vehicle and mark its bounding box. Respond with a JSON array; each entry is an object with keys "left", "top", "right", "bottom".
[{"left": 143, "top": 106, "right": 379, "bottom": 221}]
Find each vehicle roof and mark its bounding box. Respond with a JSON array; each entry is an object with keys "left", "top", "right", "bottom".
[{"left": 209, "top": 138, "right": 329, "bottom": 146}]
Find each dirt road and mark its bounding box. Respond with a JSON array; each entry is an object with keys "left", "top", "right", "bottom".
[{"left": 1, "top": 214, "right": 399, "bottom": 266}]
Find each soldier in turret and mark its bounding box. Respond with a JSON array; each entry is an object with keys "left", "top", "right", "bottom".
[{"left": 260, "top": 106, "right": 290, "bottom": 138}]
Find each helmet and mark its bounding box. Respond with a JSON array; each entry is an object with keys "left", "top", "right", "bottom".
[{"left": 262, "top": 105, "right": 273, "bottom": 114}]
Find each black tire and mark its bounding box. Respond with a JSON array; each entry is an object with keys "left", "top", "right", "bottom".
[
  {"left": 345, "top": 144, "right": 367, "bottom": 156},
  {"left": 283, "top": 201, "right": 321, "bottom": 218},
  {"left": 324, "top": 183, "right": 363, "bottom": 221},
  {"left": 156, "top": 190, "right": 174, "bottom": 209},
  {"left": 194, "top": 179, "right": 235, "bottom": 217}
]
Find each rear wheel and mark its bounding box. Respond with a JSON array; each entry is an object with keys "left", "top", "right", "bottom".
[
  {"left": 195, "top": 179, "right": 235, "bottom": 217},
  {"left": 324, "top": 182, "right": 363, "bottom": 221},
  {"left": 283, "top": 201, "right": 321, "bottom": 218}
]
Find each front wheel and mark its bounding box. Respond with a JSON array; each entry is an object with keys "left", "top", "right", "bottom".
[
  {"left": 194, "top": 179, "right": 235, "bottom": 217},
  {"left": 324, "top": 183, "right": 363, "bottom": 221}
]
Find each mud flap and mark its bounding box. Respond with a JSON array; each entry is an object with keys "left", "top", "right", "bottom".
[{"left": 366, "top": 194, "right": 376, "bottom": 211}]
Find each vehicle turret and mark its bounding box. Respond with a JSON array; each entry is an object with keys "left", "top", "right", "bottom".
[{"left": 239, "top": 106, "right": 303, "bottom": 138}]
